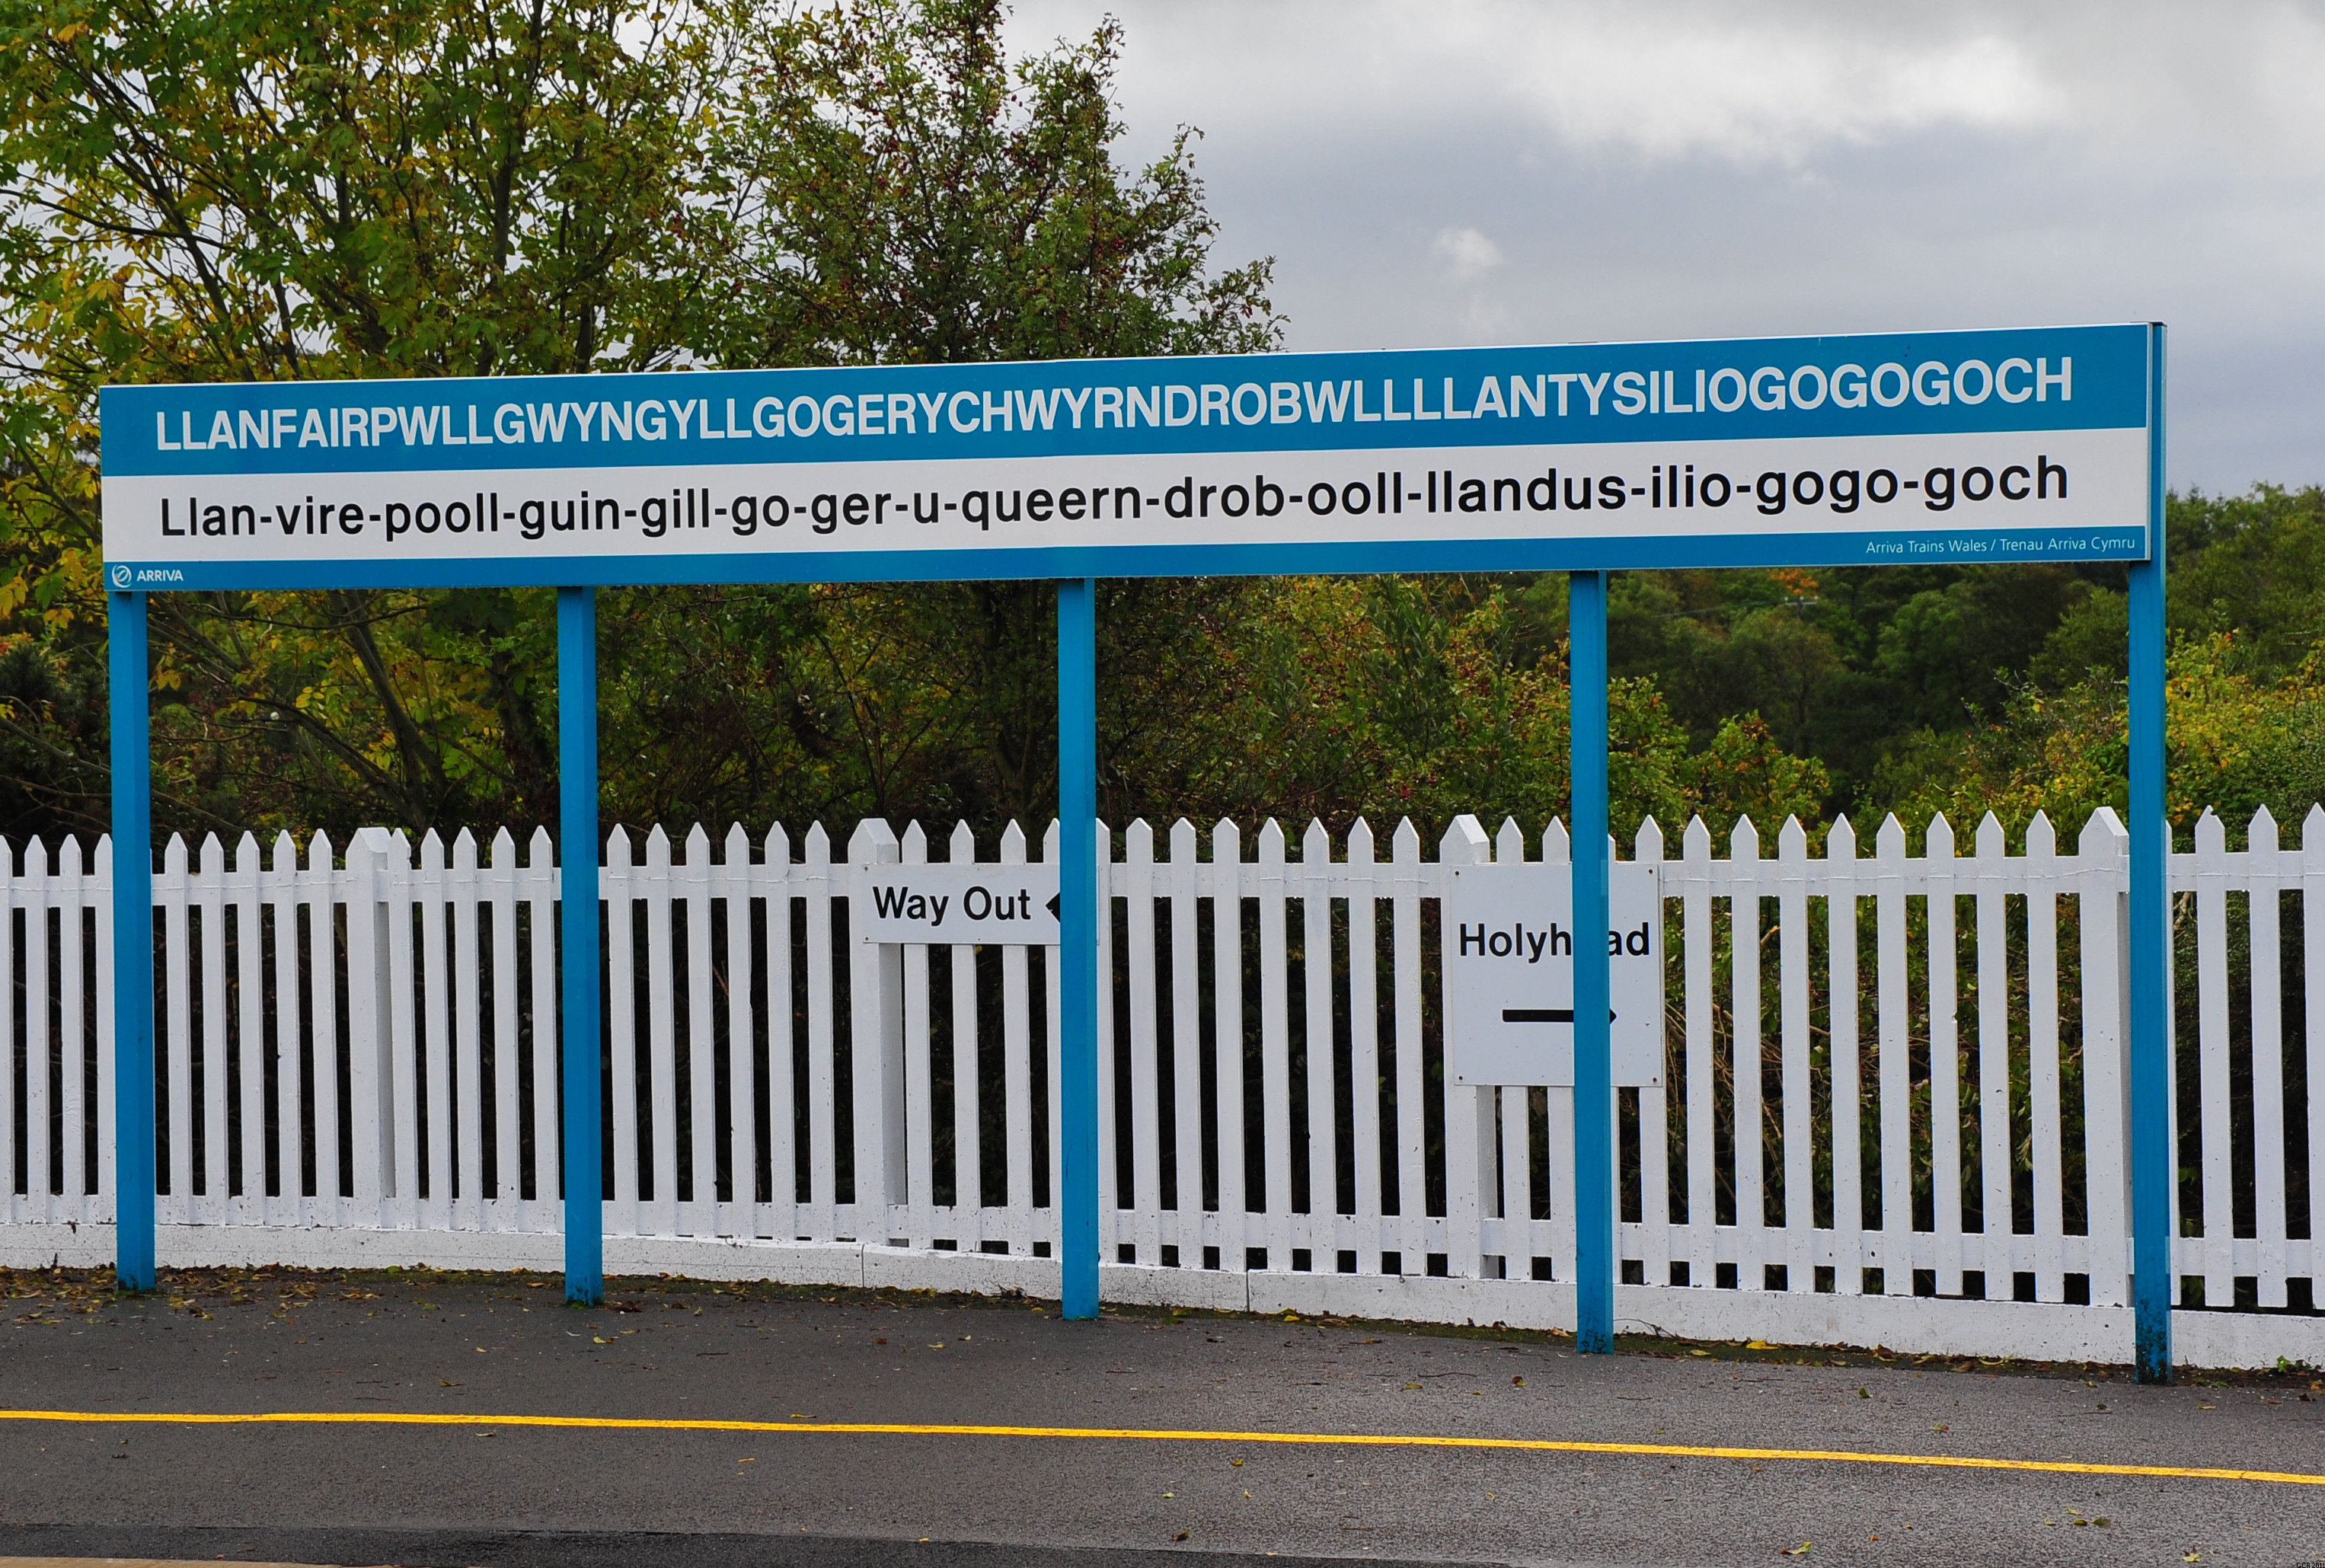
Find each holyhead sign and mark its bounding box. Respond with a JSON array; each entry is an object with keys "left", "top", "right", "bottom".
[{"left": 102, "top": 324, "right": 2150, "bottom": 590}]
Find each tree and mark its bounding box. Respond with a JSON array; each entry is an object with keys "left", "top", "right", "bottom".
[
  {"left": 0, "top": 0, "right": 706, "bottom": 840},
  {"left": 0, "top": 0, "right": 1284, "bottom": 846},
  {"left": 614, "top": 0, "right": 1282, "bottom": 838}
]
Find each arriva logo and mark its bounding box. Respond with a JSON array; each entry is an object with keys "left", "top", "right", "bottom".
[{"left": 109, "top": 564, "right": 131, "bottom": 588}]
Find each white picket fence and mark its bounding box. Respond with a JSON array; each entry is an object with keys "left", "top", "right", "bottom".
[{"left": 5, "top": 806, "right": 2323, "bottom": 1368}]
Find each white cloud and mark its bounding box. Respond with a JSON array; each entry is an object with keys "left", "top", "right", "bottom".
[
  {"left": 998, "top": 1, "right": 2325, "bottom": 488},
  {"left": 1012, "top": 1, "right": 2064, "bottom": 165},
  {"left": 1433, "top": 226, "right": 1504, "bottom": 281}
]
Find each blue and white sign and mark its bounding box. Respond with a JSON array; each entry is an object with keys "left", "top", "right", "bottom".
[{"left": 101, "top": 324, "right": 2156, "bottom": 590}]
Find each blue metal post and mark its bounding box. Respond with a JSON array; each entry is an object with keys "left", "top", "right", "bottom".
[
  {"left": 2128, "top": 324, "right": 2171, "bottom": 1381},
  {"left": 558, "top": 586, "right": 604, "bottom": 1306},
  {"left": 108, "top": 589, "right": 156, "bottom": 1292},
  {"left": 1570, "top": 570, "right": 1614, "bottom": 1352},
  {"left": 1057, "top": 578, "right": 1100, "bottom": 1319}
]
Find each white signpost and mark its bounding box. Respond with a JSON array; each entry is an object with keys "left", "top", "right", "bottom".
[
  {"left": 1444, "top": 861, "right": 1662, "bottom": 1087},
  {"left": 855, "top": 862, "right": 1061, "bottom": 944}
]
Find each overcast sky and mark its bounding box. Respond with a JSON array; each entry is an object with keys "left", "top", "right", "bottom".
[{"left": 1004, "top": 1, "right": 2323, "bottom": 495}]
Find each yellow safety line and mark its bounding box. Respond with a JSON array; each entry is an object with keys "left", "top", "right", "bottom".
[{"left": 0, "top": 1408, "right": 2310, "bottom": 1487}]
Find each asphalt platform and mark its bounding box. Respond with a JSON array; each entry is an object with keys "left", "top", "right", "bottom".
[{"left": 0, "top": 1268, "right": 2316, "bottom": 1567}]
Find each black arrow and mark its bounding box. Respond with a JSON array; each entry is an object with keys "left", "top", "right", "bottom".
[
  {"left": 1046, "top": 893, "right": 1062, "bottom": 920},
  {"left": 1502, "top": 1008, "right": 1617, "bottom": 1023}
]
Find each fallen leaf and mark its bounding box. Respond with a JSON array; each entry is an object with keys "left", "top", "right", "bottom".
[
  {"left": 1745, "top": 1340, "right": 1776, "bottom": 1350},
  {"left": 1778, "top": 1543, "right": 1811, "bottom": 1557},
  {"left": 1931, "top": 1423, "right": 1949, "bottom": 1434},
  {"left": 1174, "top": 1531, "right": 1190, "bottom": 1542}
]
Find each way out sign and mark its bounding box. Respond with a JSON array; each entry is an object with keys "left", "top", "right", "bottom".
[
  {"left": 1445, "top": 861, "right": 1662, "bottom": 1087},
  {"left": 854, "top": 862, "right": 1061, "bottom": 944}
]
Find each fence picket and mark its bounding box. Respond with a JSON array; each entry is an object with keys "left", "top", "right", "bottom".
[
  {"left": 1874, "top": 816, "right": 1910, "bottom": 1287},
  {"left": 161, "top": 834, "right": 190, "bottom": 1221},
  {"left": 419, "top": 831, "right": 451, "bottom": 1231},
  {"left": 1442, "top": 816, "right": 1490, "bottom": 1279},
  {"left": 196, "top": 833, "right": 225, "bottom": 1224},
  {"left": 947, "top": 822, "right": 982, "bottom": 1247},
  {"left": 2193, "top": 810, "right": 2237, "bottom": 1306},
  {"left": 2305, "top": 804, "right": 2325, "bottom": 1294},
  {"left": 1167, "top": 818, "right": 1203, "bottom": 1263},
  {"left": 2026, "top": 813, "right": 2065, "bottom": 1301},
  {"left": 385, "top": 832, "right": 422, "bottom": 1232},
  {"left": 683, "top": 824, "right": 717, "bottom": 1237},
  {"left": 1730, "top": 817, "right": 1764, "bottom": 1291},
  {"left": 526, "top": 829, "right": 560, "bottom": 1229},
  {"left": 1926, "top": 815, "right": 1963, "bottom": 1295},
  {"left": 0, "top": 838, "right": 14, "bottom": 1218},
  {"left": 762, "top": 824, "right": 797, "bottom": 1242},
  {"left": 270, "top": 832, "right": 302, "bottom": 1220},
  {"left": 1000, "top": 822, "right": 1033, "bottom": 1255},
  {"left": 900, "top": 822, "right": 935, "bottom": 1250},
  {"left": 1975, "top": 813, "right": 2012, "bottom": 1292},
  {"left": 1302, "top": 818, "right": 1340, "bottom": 1267},
  {"left": 1777, "top": 817, "right": 1812, "bottom": 1292},
  {"left": 1826, "top": 816, "right": 1862, "bottom": 1295},
  {"left": 60, "top": 837, "right": 91, "bottom": 1225},
  {"left": 1126, "top": 819, "right": 1161, "bottom": 1264},
  {"left": 1682, "top": 816, "right": 1715, "bottom": 1290},
  {"left": 2079, "top": 810, "right": 2132, "bottom": 1306},
  {"left": 2249, "top": 806, "right": 2288, "bottom": 1306},
  {"left": 1257, "top": 819, "right": 1293, "bottom": 1272},
  {"left": 1634, "top": 816, "right": 1672, "bottom": 1290},
  {"left": 803, "top": 824, "right": 838, "bottom": 1241},
  {"left": 725, "top": 822, "right": 759, "bottom": 1240},
  {"left": 1212, "top": 820, "right": 1250, "bottom": 1266},
  {"left": 343, "top": 832, "right": 385, "bottom": 1225},
  {"left": 1346, "top": 819, "right": 1382, "bottom": 1273},
  {"left": 451, "top": 829, "right": 484, "bottom": 1230}
]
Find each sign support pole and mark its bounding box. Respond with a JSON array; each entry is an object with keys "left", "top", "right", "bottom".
[
  {"left": 1058, "top": 577, "right": 1100, "bottom": 1319},
  {"left": 2128, "top": 325, "right": 2171, "bottom": 1382},
  {"left": 108, "top": 589, "right": 156, "bottom": 1293},
  {"left": 559, "top": 586, "right": 604, "bottom": 1307},
  {"left": 1570, "top": 570, "right": 1614, "bottom": 1353}
]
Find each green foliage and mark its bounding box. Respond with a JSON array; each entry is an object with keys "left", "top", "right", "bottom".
[
  {"left": 1872, "top": 634, "right": 2325, "bottom": 846},
  {"left": 16, "top": 0, "right": 2295, "bottom": 855},
  {"left": 0, "top": 0, "right": 1298, "bottom": 845}
]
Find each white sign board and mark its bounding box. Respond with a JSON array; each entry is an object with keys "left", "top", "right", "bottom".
[
  {"left": 855, "top": 863, "right": 1060, "bottom": 944},
  {"left": 1444, "top": 861, "right": 1663, "bottom": 1087},
  {"left": 100, "top": 325, "right": 2157, "bottom": 592}
]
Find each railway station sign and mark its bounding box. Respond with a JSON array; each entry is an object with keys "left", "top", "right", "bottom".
[{"left": 102, "top": 324, "right": 2153, "bottom": 591}]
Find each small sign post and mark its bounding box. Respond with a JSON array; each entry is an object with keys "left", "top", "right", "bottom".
[
  {"left": 1442, "top": 859, "right": 1661, "bottom": 1088},
  {"left": 102, "top": 325, "right": 2167, "bottom": 1372}
]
